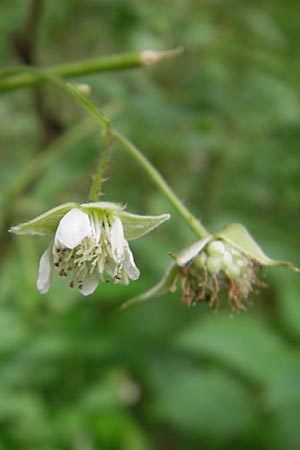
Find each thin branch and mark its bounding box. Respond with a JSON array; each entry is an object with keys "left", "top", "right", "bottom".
[{"left": 0, "top": 48, "right": 183, "bottom": 94}]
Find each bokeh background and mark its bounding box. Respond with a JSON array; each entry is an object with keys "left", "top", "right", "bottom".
[{"left": 1, "top": 0, "right": 300, "bottom": 449}]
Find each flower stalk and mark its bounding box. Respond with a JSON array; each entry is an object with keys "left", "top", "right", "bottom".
[
  {"left": 88, "top": 134, "right": 114, "bottom": 202},
  {"left": 112, "top": 130, "right": 209, "bottom": 239}
]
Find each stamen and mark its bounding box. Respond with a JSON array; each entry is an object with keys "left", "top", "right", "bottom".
[
  {"left": 114, "top": 274, "right": 121, "bottom": 283},
  {"left": 59, "top": 269, "right": 67, "bottom": 277}
]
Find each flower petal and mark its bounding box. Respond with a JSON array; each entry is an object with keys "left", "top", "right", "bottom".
[
  {"left": 9, "top": 203, "right": 78, "bottom": 236},
  {"left": 78, "top": 272, "right": 99, "bottom": 296},
  {"left": 124, "top": 243, "right": 140, "bottom": 280},
  {"left": 56, "top": 208, "right": 91, "bottom": 249},
  {"left": 104, "top": 259, "right": 117, "bottom": 277},
  {"left": 110, "top": 217, "right": 124, "bottom": 263},
  {"left": 176, "top": 236, "right": 212, "bottom": 267},
  {"left": 119, "top": 212, "right": 170, "bottom": 240},
  {"left": 36, "top": 246, "right": 54, "bottom": 294}
]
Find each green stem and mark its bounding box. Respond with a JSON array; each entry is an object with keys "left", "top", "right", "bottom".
[
  {"left": 3, "top": 64, "right": 209, "bottom": 238},
  {"left": 112, "top": 130, "right": 209, "bottom": 238},
  {"left": 0, "top": 48, "right": 182, "bottom": 94},
  {"left": 88, "top": 136, "right": 113, "bottom": 202}
]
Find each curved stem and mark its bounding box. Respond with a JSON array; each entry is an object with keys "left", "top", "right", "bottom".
[
  {"left": 112, "top": 130, "right": 209, "bottom": 238},
  {"left": 0, "top": 66, "right": 110, "bottom": 132},
  {"left": 4, "top": 65, "right": 209, "bottom": 238}
]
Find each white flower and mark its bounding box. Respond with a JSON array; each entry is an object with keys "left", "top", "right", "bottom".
[
  {"left": 10, "top": 202, "right": 170, "bottom": 296},
  {"left": 39, "top": 208, "right": 139, "bottom": 295}
]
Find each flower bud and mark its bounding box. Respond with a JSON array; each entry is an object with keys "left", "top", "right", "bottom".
[
  {"left": 194, "top": 251, "right": 207, "bottom": 268},
  {"left": 206, "top": 255, "right": 222, "bottom": 274},
  {"left": 226, "top": 262, "right": 241, "bottom": 279},
  {"left": 207, "top": 240, "right": 225, "bottom": 256},
  {"left": 221, "top": 251, "right": 233, "bottom": 269}
]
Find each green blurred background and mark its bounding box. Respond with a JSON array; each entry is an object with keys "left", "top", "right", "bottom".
[{"left": 1, "top": 0, "right": 300, "bottom": 449}]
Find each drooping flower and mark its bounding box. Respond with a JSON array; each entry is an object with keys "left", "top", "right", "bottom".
[
  {"left": 10, "top": 202, "right": 170, "bottom": 296},
  {"left": 123, "top": 223, "right": 298, "bottom": 312}
]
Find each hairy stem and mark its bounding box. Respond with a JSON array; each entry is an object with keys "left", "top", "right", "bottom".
[{"left": 89, "top": 135, "right": 113, "bottom": 202}]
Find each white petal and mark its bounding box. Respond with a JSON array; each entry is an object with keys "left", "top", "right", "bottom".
[
  {"left": 110, "top": 217, "right": 124, "bottom": 263},
  {"left": 79, "top": 272, "right": 99, "bottom": 296},
  {"left": 37, "top": 246, "right": 54, "bottom": 294},
  {"left": 56, "top": 208, "right": 91, "bottom": 249},
  {"left": 124, "top": 243, "right": 140, "bottom": 280},
  {"left": 104, "top": 259, "right": 117, "bottom": 277}
]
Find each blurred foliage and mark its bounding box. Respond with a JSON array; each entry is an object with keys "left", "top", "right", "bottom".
[{"left": 1, "top": 0, "right": 300, "bottom": 449}]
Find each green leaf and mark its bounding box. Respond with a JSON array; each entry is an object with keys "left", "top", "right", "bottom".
[
  {"left": 119, "top": 211, "right": 170, "bottom": 240},
  {"left": 151, "top": 366, "right": 257, "bottom": 441},
  {"left": 9, "top": 203, "right": 78, "bottom": 236},
  {"left": 270, "top": 270, "right": 300, "bottom": 339},
  {"left": 265, "top": 367, "right": 300, "bottom": 450},
  {"left": 175, "top": 315, "right": 298, "bottom": 384}
]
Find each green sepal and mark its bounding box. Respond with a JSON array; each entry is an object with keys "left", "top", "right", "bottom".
[
  {"left": 119, "top": 211, "right": 171, "bottom": 240},
  {"left": 81, "top": 203, "right": 170, "bottom": 240},
  {"left": 176, "top": 236, "right": 211, "bottom": 267},
  {"left": 121, "top": 263, "right": 180, "bottom": 309},
  {"left": 9, "top": 202, "right": 78, "bottom": 236},
  {"left": 215, "top": 223, "right": 299, "bottom": 271},
  {"left": 80, "top": 201, "right": 125, "bottom": 215}
]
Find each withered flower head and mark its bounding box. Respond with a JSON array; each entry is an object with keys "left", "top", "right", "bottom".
[
  {"left": 177, "top": 236, "right": 265, "bottom": 311},
  {"left": 123, "top": 223, "right": 298, "bottom": 313}
]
